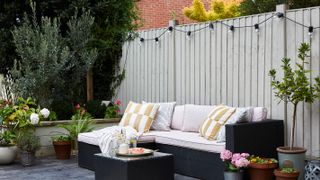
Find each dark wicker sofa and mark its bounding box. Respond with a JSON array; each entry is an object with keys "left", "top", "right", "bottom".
[{"left": 78, "top": 120, "right": 284, "bottom": 180}]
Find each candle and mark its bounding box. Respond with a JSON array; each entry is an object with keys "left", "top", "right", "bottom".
[{"left": 119, "top": 143, "right": 129, "bottom": 154}]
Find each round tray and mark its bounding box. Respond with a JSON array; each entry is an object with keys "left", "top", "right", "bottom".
[{"left": 116, "top": 148, "right": 154, "bottom": 157}]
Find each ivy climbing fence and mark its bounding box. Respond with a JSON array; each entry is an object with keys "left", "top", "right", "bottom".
[{"left": 118, "top": 5, "right": 320, "bottom": 158}]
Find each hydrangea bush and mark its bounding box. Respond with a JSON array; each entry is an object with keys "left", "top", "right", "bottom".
[{"left": 220, "top": 149, "right": 250, "bottom": 172}]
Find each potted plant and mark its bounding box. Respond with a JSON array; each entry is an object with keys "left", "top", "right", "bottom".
[
  {"left": 58, "top": 104, "right": 94, "bottom": 155},
  {"left": 220, "top": 149, "right": 250, "bottom": 180},
  {"left": 269, "top": 43, "right": 320, "bottom": 179},
  {"left": 8, "top": 97, "right": 51, "bottom": 166},
  {"left": 104, "top": 99, "right": 121, "bottom": 119},
  {"left": 16, "top": 130, "right": 40, "bottom": 166},
  {"left": 52, "top": 135, "right": 72, "bottom": 160},
  {"left": 0, "top": 99, "right": 17, "bottom": 165},
  {"left": 248, "top": 156, "right": 278, "bottom": 180},
  {"left": 274, "top": 168, "right": 300, "bottom": 180}
]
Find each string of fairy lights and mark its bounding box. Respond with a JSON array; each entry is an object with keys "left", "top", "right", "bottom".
[
  {"left": 116, "top": 11, "right": 319, "bottom": 98},
  {"left": 132, "top": 12, "right": 320, "bottom": 45}
]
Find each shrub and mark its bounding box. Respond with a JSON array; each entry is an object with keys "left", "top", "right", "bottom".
[{"left": 85, "top": 100, "right": 107, "bottom": 119}]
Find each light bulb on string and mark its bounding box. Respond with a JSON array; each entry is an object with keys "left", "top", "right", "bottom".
[
  {"left": 187, "top": 31, "right": 192, "bottom": 40},
  {"left": 274, "top": 12, "right": 284, "bottom": 19},
  {"left": 308, "top": 26, "right": 314, "bottom": 38},
  {"left": 229, "top": 25, "right": 234, "bottom": 33},
  {"left": 209, "top": 23, "right": 214, "bottom": 31},
  {"left": 168, "top": 26, "right": 173, "bottom": 35},
  {"left": 139, "top": 38, "right": 144, "bottom": 46},
  {"left": 254, "top": 24, "right": 259, "bottom": 33},
  {"left": 155, "top": 37, "right": 159, "bottom": 44}
]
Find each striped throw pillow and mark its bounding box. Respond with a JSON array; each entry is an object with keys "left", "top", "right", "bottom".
[
  {"left": 119, "top": 101, "right": 160, "bottom": 133},
  {"left": 199, "top": 105, "right": 236, "bottom": 140}
]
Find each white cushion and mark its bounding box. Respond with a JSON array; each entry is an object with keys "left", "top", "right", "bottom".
[
  {"left": 252, "top": 107, "right": 268, "bottom": 122},
  {"left": 152, "top": 130, "right": 225, "bottom": 153},
  {"left": 143, "top": 101, "right": 176, "bottom": 131},
  {"left": 78, "top": 129, "right": 159, "bottom": 146},
  {"left": 181, "top": 104, "right": 214, "bottom": 132},
  {"left": 171, "top": 105, "right": 185, "bottom": 130}
]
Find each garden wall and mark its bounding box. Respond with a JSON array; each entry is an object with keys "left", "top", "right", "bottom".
[
  {"left": 118, "top": 5, "right": 320, "bottom": 158},
  {"left": 35, "top": 119, "right": 119, "bottom": 156}
]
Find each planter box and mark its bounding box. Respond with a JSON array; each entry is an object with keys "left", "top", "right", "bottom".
[{"left": 35, "top": 118, "right": 120, "bottom": 157}]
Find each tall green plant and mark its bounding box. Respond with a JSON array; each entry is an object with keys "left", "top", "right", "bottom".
[
  {"left": 11, "top": 2, "right": 97, "bottom": 108},
  {"left": 269, "top": 43, "right": 320, "bottom": 149}
]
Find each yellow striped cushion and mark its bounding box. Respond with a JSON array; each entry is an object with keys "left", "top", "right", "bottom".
[
  {"left": 119, "top": 101, "right": 160, "bottom": 133},
  {"left": 199, "top": 105, "right": 236, "bottom": 140}
]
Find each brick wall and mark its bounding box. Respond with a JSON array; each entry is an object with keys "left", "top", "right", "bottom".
[
  {"left": 136, "top": 0, "right": 200, "bottom": 30},
  {"left": 136, "top": 0, "right": 242, "bottom": 30}
]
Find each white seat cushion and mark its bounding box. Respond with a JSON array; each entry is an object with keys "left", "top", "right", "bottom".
[
  {"left": 152, "top": 130, "right": 225, "bottom": 153},
  {"left": 78, "top": 129, "right": 159, "bottom": 146}
]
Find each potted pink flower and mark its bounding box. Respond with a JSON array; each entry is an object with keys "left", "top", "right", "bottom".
[
  {"left": 220, "top": 149, "right": 250, "bottom": 180},
  {"left": 104, "top": 99, "right": 121, "bottom": 119}
]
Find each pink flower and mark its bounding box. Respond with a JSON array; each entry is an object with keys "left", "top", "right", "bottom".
[
  {"left": 75, "top": 104, "right": 81, "bottom": 109},
  {"left": 115, "top": 99, "right": 121, "bottom": 106},
  {"left": 241, "top": 153, "right": 250, "bottom": 158},
  {"left": 234, "top": 157, "right": 250, "bottom": 168},
  {"left": 115, "top": 109, "right": 120, "bottom": 113},
  {"left": 232, "top": 153, "right": 242, "bottom": 164},
  {"left": 220, "top": 150, "right": 233, "bottom": 161}
]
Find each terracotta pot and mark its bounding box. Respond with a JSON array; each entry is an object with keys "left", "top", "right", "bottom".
[
  {"left": 274, "top": 169, "right": 300, "bottom": 180},
  {"left": 248, "top": 162, "right": 278, "bottom": 180},
  {"left": 53, "top": 140, "right": 71, "bottom": 159},
  {"left": 277, "top": 146, "right": 306, "bottom": 180}
]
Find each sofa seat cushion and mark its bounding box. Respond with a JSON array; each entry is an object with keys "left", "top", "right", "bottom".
[
  {"left": 78, "top": 129, "right": 159, "bottom": 146},
  {"left": 152, "top": 130, "right": 225, "bottom": 153}
]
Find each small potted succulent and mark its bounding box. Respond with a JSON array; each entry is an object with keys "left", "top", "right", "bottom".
[
  {"left": 220, "top": 149, "right": 250, "bottom": 180},
  {"left": 52, "top": 135, "right": 72, "bottom": 160},
  {"left": 274, "top": 168, "right": 300, "bottom": 180},
  {"left": 248, "top": 156, "right": 278, "bottom": 180}
]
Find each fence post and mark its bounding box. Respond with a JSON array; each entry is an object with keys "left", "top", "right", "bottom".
[
  {"left": 169, "top": 20, "right": 177, "bottom": 102},
  {"left": 276, "top": 3, "right": 289, "bottom": 146}
]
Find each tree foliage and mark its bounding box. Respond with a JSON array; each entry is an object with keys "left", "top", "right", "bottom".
[
  {"left": 0, "top": 0, "right": 139, "bottom": 108},
  {"left": 183, "top": 0, "right": 240, "bottom": 22},
  {"left": 240, "top": 0, "right": 320, "bottom": 15},
  {"left": 269, "top": 43, "right": 320, "bottom": 149},
  {"left": 11, "top": 3, "right": 97, "bottom": 108}
]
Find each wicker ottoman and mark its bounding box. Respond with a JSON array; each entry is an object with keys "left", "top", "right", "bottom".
[{"left": 94, "top": 152, "right": 174, "bottom": 180}]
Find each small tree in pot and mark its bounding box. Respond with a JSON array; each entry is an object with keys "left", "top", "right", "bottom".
[{"left": 269, "top": 43, "right": 320, "bottom": 179}]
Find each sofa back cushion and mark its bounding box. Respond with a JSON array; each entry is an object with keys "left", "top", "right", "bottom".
[
  {"left": 171, "top": 105, "right": 185, "bottom": 130},
  {"left": 119, "top": 101, "right": 160, "bottom": 133},
  {"left": 142, "top": 101, "right": 176, "bottom": 131},
  {"left": 252, "top": 107, "right": 268, "bottom": 122},
  {"left": 181, "top": 104, "right": 214, "bottom": 132},
  {"left": 200, "top": 105, "right": 236, "bottom": 140}
]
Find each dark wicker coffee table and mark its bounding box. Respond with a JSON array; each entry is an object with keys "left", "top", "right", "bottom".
[{"left": 94, "top": 152, "right": 174, "bottom": 180}]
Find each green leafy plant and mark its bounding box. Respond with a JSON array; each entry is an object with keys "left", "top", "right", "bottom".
[
  {"left": 16, "top": 130, "right": 40, "bottom": 152},
  {"left": 11, "top": 2, "right": 97, "bottom": 108},
  {"left": 269, "top": 43, "right": 320, "bottom": 149},
  {"left": 105, "top": 100, "right": 121, "bottom": 119},
  {"left": 51, "top": 135, "right": 71, "bottom": 142},
  {"left": 0, "top": 131, "right": 16, "bottom": 146},
  {"left": 281, "top": 167, "right": 297, "bottom": 173},
  {"left": 86, "top": 100, "right": 107, "bottom": 118},
  {"left": 57, "top": 104, "right": 94, "bottom": 141},
  {"left": 249, "top": 156, "right": 278, "bottom": 164}
]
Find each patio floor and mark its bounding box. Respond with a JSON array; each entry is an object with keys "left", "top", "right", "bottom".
[{"left": 0, "top": 156, "right": 199, "bottom": 180}]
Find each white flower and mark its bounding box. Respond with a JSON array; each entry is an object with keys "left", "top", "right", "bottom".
[
  {"left": 30, "top": 113, "right": 40, "bottom": 125},
  {"left": 40, "top": 108, "right": 50, "bottom": 118}
]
